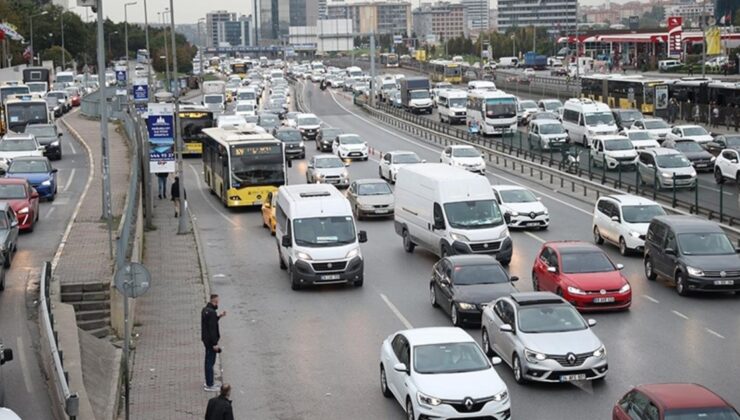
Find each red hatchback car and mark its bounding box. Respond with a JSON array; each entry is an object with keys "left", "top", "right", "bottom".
[
  {"left": 613, "top": 383, "right": 740, "bottom": 420},
  {"left": 0, "top": 178, "right": 40, "bottom": 231},
  {"left": 532, "top": 241, "right": 631, "bottom": 311}
]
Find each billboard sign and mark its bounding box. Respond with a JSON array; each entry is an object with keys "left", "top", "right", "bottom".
[
  {"left": 133, "top": 78, "right": 148, "bottom": 101},
  {"left": 146, "top": 103, "right": 175, "bottom": 173},
  {"left": 667, "top": 16, "right": 683, "bottom": 57}
]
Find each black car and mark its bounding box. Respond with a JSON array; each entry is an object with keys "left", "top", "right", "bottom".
[
  {"left": 274, "top": 127, "right": 305, "bottom": 159},
  {"left": 661, "top": 138, "right": 714, "bottom": 172},
  {"left": 24, "top": 124, "right": 62, "bottom": 160},
  {"left": 612, "top": 108, "right": 644, "bottom": 130},
  {"left": 45, "top": 96, "right": 63, "bottom": 118},
  {"left": 0, "top": 341, "right": 14, "bottom": 405},
  {"left": 430, "top": 255, "right": 518, "bottom": 326},
  {"left": 644, "top": 215, "right": 740, "bottom": 296},
  {"left": 705, "top": 134, "right": 740, "bottom": 156},
  {"left": 316, "top": 127, "right": 343, "bottom": 152}
]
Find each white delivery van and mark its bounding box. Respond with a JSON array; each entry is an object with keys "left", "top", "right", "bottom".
[
  {"left": 561, "top": 98, "right": 619, "bottom": 147},
  {"left": 467, "top": 80, "right": 496, "bottom": 91},
  {"left": 202, "top": 80, "right": 226, "bottom": 96},
  {"left": 394, "top": 164, "right": 512, "bottom": 265},
  {"left": 498, "top": 57, "right": 519, "bottom": 68},
  {"left": 275, "top": 184, "right": 368, "bottom": 290},
  {"left": 437, "top": 89, "right": 467, "bottom": 124}
]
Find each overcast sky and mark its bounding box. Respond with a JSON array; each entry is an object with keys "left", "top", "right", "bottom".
[{"left": 71, "top": 0, "right": 625, "bottom": 24}]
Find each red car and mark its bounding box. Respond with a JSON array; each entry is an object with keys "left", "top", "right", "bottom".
[
  {"left": 613, "top": 383, "right": 740, "bottom": 419},
  {"left": 532, "top": 241, "right": 631, "bottom": 311},
  {"left": 0, "top": 178, "right": 40, "bottom": 231},
  {"left": 65, "top": 87, "right": 81, "bottom": 107}
]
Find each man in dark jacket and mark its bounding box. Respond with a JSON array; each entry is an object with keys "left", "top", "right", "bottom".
[
  {"left": 205, "top": 383, "right": 234, "bottom": 420},
  {"left": 201, "top": 294, "right": 226, "bottom": 392}
]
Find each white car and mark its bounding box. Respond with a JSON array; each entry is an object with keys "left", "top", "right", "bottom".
[
  {"left": 492, "top": 185, "right": 549, "bottom": 229},
  {"left": 593, "top": 194, "right": 666, "bottom": 255},
  {"left": 590, "top": 135, "right": 638, "bottom": 170},
  {"left": 0, "top": 133, "right": 43, "bottom": 171},
  {"left": 378, "top": 150, "right": 424, "bottom": 183},
  {"left": 622, "top": 129, "right": 660, "bottom": 150},
  {"left": 714, "top": 148, "right": 740, "bottom": 184},
  {"left": 380, "top": 327, "right": 511, "bottom": 420},
  {"left": 234, "top": 102, "right": 256, "bottom": 117},
  {"left": 332, "top": 134, "right": 369, "bottom": 160},
  {"left": 523, "top": 68, "right": 535, "bottom": 76},
  {"left": 666, "top": 124, "right": 714, "bottom": 144},
  {"left": 440, "top": 145, "right": 485, "bottom": 175},
  {"left": 631, "top": 118, "right": 671, "bottom": 140},
  {"left": 216, "top": 114, "right": 247, "bottom": 128}
]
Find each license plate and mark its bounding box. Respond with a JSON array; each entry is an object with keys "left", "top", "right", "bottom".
[
  {"left": 593, "top": 297, "right": 615, "bottom": 303},
  {"left": 526, "top": 222, "right": 540, "bottom": 226},
  {"left": 321, "top": 274, "right": 341, "bottom": 281},
  {"left": 560, "top": 374, "right": 586, "bottom": 382},
  {"left": 376, "top": 209, "right": 389, "bottom": 214},
  {"left": 696, "top": 163, "right": 708, "bottom": 168},
  {"left": 714, "top": 280, "right": 734, "bottom": 285}
]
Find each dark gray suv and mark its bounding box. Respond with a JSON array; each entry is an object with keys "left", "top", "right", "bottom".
[
  {"left": 644, "top": 215, "right": 740, "bottom": 296},
  {"left": 0, "top": 341, "right": 13, "bottom": 406}
]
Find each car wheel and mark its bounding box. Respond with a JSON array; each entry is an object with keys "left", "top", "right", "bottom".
[
  {"left": 441, "top": 244, "right": 449, "bottom": 258},
  {"left": 715, "top": 168, "right": 725, "bottom": 184},
  {"left": 355, "top": 206, "right": 362, "bottom": 221},
  {"left": 482, "top": 328, "right": 495, "bottom": 357},
  {"left": 380, "top": 365, "right": 392, "bottom": 398},
  {"left": 354, "top": 276, "right": 364, "bottom": 287},
  {"left": 582, "top": 136, "right": 588, "bottom": 147},
  {"left": 3, "top": 251, "right": 10, "bottom": 268},
  {"left": 289, "top": 263, "right": 301, "bottom": 291},
  {"left": 619, "top": 237, "right": 629, "bottom": 256},
  {"left": 430, "top": 283, "right": 438, "bottom": 307},
  {"left": 402, "top": 230, "right": 415, "bottom": 253},
  {"left": 532, "top": 273, "right": 540, "bottom": 291},
  {"left": 675, "top": 272, "right": 689, "bottom": 296},
  {"left": 644, "top": 257, "right": 657, "bottom": 280},
  {"left": 0, "top": 270, "right": 5, "bottom": 291},
  {"left": 513, "top": 354, "right": 527, "bottom": 384},
  {"left": 378, "top": 166, "right": 384, "bottom": 179},
  {"left": 278, "top": 248, "right": 287, "bottom": 270},
  {"left": 406, "top": 398, "right": 415, "bottom": 420},
  {"left": 593, "top": 226, "right": 604, "bottom": 245},
  {"left": 451, "top": 304, "right": 461, "bottom": 326}
]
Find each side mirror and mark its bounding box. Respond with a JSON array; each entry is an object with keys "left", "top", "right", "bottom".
[
  {"left": 616, "top": 263, "right": 624, "bottom": 270},
  {"left": 58, "top": 133, "right": 63, "bottom": 138},
  {"left": 610, "top": 215, "right": 620, "bottom": 222},
  {"left": 281, "top": 235, "right": 292, "bottom": 247},
  {"left": 499, "top": 324, "right": 513, "bottom": 333},
  {"left": 735, "top": 247, "right": 740, "bottom": 254},
  {"left": 31, "top": 190, "right": 39, "bottom": 199},
  {"left": 345, "top": 162, "right": 350, "bottom": 167},
  {"left": 587, "top": 319, "right": 597, "bottom": 327},
  {"left": 491, "top": 356, "right": 503, "bottom": 366},
  {"left": 52, "top": 168, "right": 58, "bottom": 173},
  {"left": 504, "top": 213, "right": 511, "bottom": 224},
  {"left": 1, "top": 348, "right": 12, "bottom": 364},
  {"left": 665, "top": 248, "right": 676, "bottom": 256},
  {"left": 358, "top": 230, "right": 367, "bottom": 243},
  {"left": 393, "top": 362, "right": 408, "bottom": 374},
  {"left": 510, "top": 276, "right": 519, "bottom": 282},
  {"left": 547, "top": 266, "right": 557, "bottom": 273},
  {"left": 421, "top": 159, "right": 427, "bottom": 163},
  {"left": 433, "top": 220, "right": 445, "bottom": 231},
  {"left": 646, "top": 163, "right": 654, "bottom": 168},
  {"left": 307, "top": 164, "right": 314, "bottom": 169},
  {"left": 286, "top": 159, "right": 292, "bottom": 168},
  {"left": 10, "top": 220, "right": 18, "bottom": 228}
]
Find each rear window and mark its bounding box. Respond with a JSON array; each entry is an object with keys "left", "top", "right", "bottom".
[{"left": 665, "top": 408, "right": 740, "bottom": 420}]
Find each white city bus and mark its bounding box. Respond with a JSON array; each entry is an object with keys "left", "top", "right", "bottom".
[{"left": 466, "top": 90, "right": 518, "bottom": 136}]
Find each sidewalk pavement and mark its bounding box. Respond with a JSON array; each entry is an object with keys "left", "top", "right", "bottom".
[{"left": 127, "top": 183, "right": 214, "bottom": 418}]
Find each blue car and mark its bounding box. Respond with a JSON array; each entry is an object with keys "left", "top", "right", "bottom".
[{"left": 5, "top": 157, "right": 58, "bottom": 200}]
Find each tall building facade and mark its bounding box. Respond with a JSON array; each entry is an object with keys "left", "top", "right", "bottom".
[
  {"left": 497, "top": 0, "right": 577, "bottom": 31},
  {"left": 461, "top": 0, "right": 490, "bottom": 32},
  {"left": 219, "top": 16, "right": 251, "bottom": 47},
  {"left": 260, "top": 0, "right": 319, "bottom": 44},
  {"left": 413, "top": 2, "right": 468, "bottom": 41},
  {"left": 326, "top": 1, "right": 412, "bottom": 35},
  {"left": 206, "top": 11, "right": 237, "bottom": 48}
]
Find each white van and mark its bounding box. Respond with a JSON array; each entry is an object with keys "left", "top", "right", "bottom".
[
  {"left": 437, "top": 89, "right": 467, "bottom": 124},
  {"left": 235, "top": 87, "right": 258, "bottom": 105},
  {"left": 467, "top": 80, "right": 496, "bottom": 91},
  {"left": 498, "top": 57, "right": 519, "bottom": 68},
  {"left": 561, "top": 98, "right": 619, "bottom": 147},
  {"left": 394, "top": 164, "right": 512, "bottom": 265},
  {"left": 275, "top": 184, "right": 368, "bottom": 290}
]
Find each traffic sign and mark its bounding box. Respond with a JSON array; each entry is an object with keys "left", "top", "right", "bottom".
[{"left": 114, "top": 262, "right": 151, "bottom": 298}]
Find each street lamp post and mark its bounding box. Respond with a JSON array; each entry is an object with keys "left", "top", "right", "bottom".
[
  {"left": 701, "top": 0, "right": 707, "bottom": 77},
  {"left": 197, "top": 18, "right": 205, "bottom": 86},
  {"left": 60, "top": 12, "right": 65, "bottom": 69},
  {"left": 108, "top": 31, "right": 119, "bottom": 63},
  {"left": 142, "top": 0, "right": 154, "bottom": 230},
  {"left": 29, "top": 11, "right": 49, "bottom": 66},
  {"left": 168, "top": 0, "right": 188, "bottom": 234},
  {"left": 159, "top": 10, "right": 171, "bottom": 92},
  {"left": 124, "top": 2, "right": 137, "bottom": 78}
]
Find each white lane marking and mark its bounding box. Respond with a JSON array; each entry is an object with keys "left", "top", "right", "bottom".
[
  {"left": 641, "top": 294, "right": 660, "bottom": 303},
  {"left": 67, "top": 138, "right": 77, "bottom": 155},
  {"left": 671, "top": 310, "right": 689, "bottom": 320},
  {"left": 16, "top": 336, "right": 33, "bottom": 393},
  {"left": 380, "top": 293, "right": 414, "bottom": 329},
  {"left": 705, "top": 328, "right": 725, "bottom": 339},
  {"left": 45, "top": 207, "right": 56, "bottom": 219},
  {"left": 187, "top": 164, "right": 239, "bottom": 228},
  {"left": 523, "top": 231, "right": 546, "bottom": 243},
  {"left": 62, "top": 168, "right": 76, "bottom": 192},
  {"left": 698, "top": 183, "right": 733, "bottom": 195},
  {"left": 326, "top": 89, "right": 592, "bottom": 216}
]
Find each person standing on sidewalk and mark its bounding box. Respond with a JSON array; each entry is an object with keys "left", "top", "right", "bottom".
[
  {"left": 201, "top": 294, "right": 226, "bottom": 392},
  {"left": 156, "top": 172, "right": 168, "bottom": 199},
  {"left": 205, "top": 384, "right": 234, "bottom": 420},
  {"left": 712, "top": 103, "right": 720, "bottom": 128},
  {"left": 171, "top": 176, "right": 186, "bottom": 218}
]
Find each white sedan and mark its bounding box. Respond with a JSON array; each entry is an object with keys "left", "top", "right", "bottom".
[
  {"left": 492, "top": 185, "right": 549, "bottom": 229},
  {"left": 631, "top": 118, "right": 671, "bottom": 140},
  {"left": 666, "top": 124, "right": 714, "bottom": 144},
  {"left": 440, "top": 145, "right": 485, "bottom": 175},
  {"left": 380, "top": 327, "right": 511, "bottom": 420},
  {"left": 332, "top": 134, "right": 369, "bottom": 160},
  {"left": 378, "top": 150, "right": 424, "bottom": 183}
]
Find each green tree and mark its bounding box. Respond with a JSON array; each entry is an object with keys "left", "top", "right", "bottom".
[{"left": 40, "top": 45, "right": 72, "bottom": 68}]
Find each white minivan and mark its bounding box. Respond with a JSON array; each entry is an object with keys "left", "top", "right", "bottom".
[
  {"left": 561, "top": 98, "right": 619, "bottom": 147},
  {"left": 275, "top": 184, "right": 367, "bottom": 290},
  {"left": 436, "top": 89, "right": 467, "bottom": 124},
  {"left": 394, "top": 164, "right": 512, "bottom": 265}
]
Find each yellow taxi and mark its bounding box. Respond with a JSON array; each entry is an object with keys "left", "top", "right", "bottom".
[{"left": 261, "top": 191, "right": 278, "bottom": 235}]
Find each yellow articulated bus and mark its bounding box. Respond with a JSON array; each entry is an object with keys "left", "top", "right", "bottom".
[
  {"left": 202, "top": 126, "right": 288, "bottom": 207},
  {"left": 429, "top": 60, "right": 462, "bottom": 84},
  {"left": 581, "top": 75, "right": 668, "bottom": 115},
  {"left": 178, "top": 106, "right": 215, "bottom": 155}
]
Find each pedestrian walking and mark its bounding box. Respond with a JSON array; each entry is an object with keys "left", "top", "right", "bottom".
[
  {"left": 171, "top": 176, "right": 186, "bottom": 218},
  {"left": 688, "top": 63, "right": 694, "bottom": 76},
  {"left": 712, "top": 104, "right": 720, "bottom": 128},
  {"left": 735, "top": 106, "right": 740, "bottom": 132},
  {"left": 156, "top": 172, "right": 168, "bottom": 199},
  {"left": 205, "top": 383, "right": 234, "bottom": 420},
  {"left": 693, "top": 103, "right": 701, "bottom": 123},
  {"left": 668, "top": 99, "right": 677, "bottom": 124},
  {"left": 201, "top": 294, "right": 226, "bottom": 392}
]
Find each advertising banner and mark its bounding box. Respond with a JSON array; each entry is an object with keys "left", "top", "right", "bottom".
[
  {"left": 133, "top": 78, "right": 148, "bottom": 101},
  {"left": 667, "top": 16, "right": 683, "bottom": 57},
  {"left": 655, "top": 85, "right": 668, "bottom": 110},
  {"left": 147, "top": 103, "right": 175, "bottom": 173}
]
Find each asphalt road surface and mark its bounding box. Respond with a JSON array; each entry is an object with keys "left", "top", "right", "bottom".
[{"left": 0, "top": 109, "right": 90, "bottom": 419}]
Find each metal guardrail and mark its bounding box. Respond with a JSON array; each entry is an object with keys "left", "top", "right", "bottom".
[
  {"left": 39, "top": 261, "right": 80, "bottom": 418},
  {"left": 117, "top": 105, "right": 143, "bottom": 271}
]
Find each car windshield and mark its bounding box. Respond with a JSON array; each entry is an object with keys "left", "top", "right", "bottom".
[
  {"left": 236, "top": 105, "right": 254, "bottom": 112},
  {"left": 542, "top": 101, "right": 562, "bottom": 111},
  {"left": 449, "top": 98, "right": 466, "bottom": 108},
  {"left": 315, "top": 157, "right": 344, "bottom": 168},
  {"left": 0, "top": 184, "right": 27, "bottom": 199},
  {"left": 25, "top": 125, "right": 56, "bottom": 137},
  {"left": 452, "top": 147, "right": 479, "bottom": 158},
  {"left": 8, "top": 159, "right": 48, "bottom": 173},
  {"left": 277, "top": 131, "right": 301, "bottom": 142},
  {"left": 619, "top": 110, "right": 643, "bottom": 122},
  {"left": 656, "top": 154, "right": 691, "bottom": 168},
  {"left": 393, "top": 153, "right": 421, "bottom": 164},
  {"left": 413, "top": 342, "right": 489, "bottom": 374},
  {"left": 293, "top": 216, "right": 356, "bottom": 247},
  {"left": 486, "top": 98, "right": 517, "bottom": 117},
  {"left": 321, "top": 129, "right": 342, "bottom": 138},
  {"left": 724, "top": 136, "right": 740, "bottom": 147},
  {"left": 584, "top": 112, "right": 615, "bottom": 126},
  {"left": 298, "top": 117, "right": 320, "bottom": 126},
  {"left": 259, "top": 115, "right": 278, "bottom": 125},
  {"left": 678, "top": 233, "right": 735, "bottom": 255},
  {"left": 410, "top": 90, "right": 429, "bottom": 99},
  {"left": 517, "top": 305, "right": 588, "bottom": 333},
  {"left": 628, "top": 131, "right": 652, "bottom": 141},
  {"left": 674, "top": 141, "right": 704, "bottom": 153},
  {"left": 621, "top": 205, "right": 665, "bottom": 223},
  {"left": 539, "top": 124, "right": 565, "bottom": 135},
  {"left": 454, "top": 264, "right": 509, "bottom": 285},
  {"left": 645, "top": 120, "right": 669, "bottom": 129},
  {"left": 665, "top": 408, "right": 740, "bottom": 420},
  {"left": 0, "top": 139, "right": 36, "bottom": 151},
  {"left": 443, "top": 200, "right": 504, "bottom": 229},
  {"left": 520, "top": 100, "right": 538, "bottom": 110},
  {"left": 604, "top": 139, "right": 634, "bottom": 151},
  {"left": 683, "top": 126, "right": 708, "bottom": 136},
  {"left": 561, "top": 251, "right": 615, "bottom": 273},
  {"left": 499, "top": 189, "right": 537, "bottom": 203},
  {"left": 382, "top": 82, "right": 396, "bottom": 90},
  {"left": 357, "top": 182, "right": 391, "bottom": 195},
  {"left": 533, "top": 112, "right": 559, "bottom": 120},
  {"left": 204, "top": 96, "right": 222, "bottom": 104},
  {"left": 340, "top": 135, "right": 364, "bottom": 145}
]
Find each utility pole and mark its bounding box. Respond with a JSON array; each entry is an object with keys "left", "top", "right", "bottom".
[
  {"left": 159, "top": 11, "right": 171, "bottom": 92},
  {"left": 169, "top": 0, "right": 187, "bottom": 234},
  {"left": 369, "top": 31, "right": 376, "bottom": 107},
  {"left": 143, "top": 0, "right": 154, "bottom": 230},
  {"left": 29, "top": 11, "right": 49, "bottom": 66},
  {"left": 575, "top": 0, "right": 580, "bottom": 79},
  {"left": 95, "top": 0, "right": 114, "bottom": 258},
  {"left": 124, "top": 2, "right": 137, "bottom": 106},
  {"left": 198, "top": 18, "right": 205, "bottom": 86},
  {"left": 60, "top": 12, "right": 65, "bottom": 69},
  {"left": 254, "top": 0, "right": 259, "bottom": 47},
  {"left": 701, "top": 0, "right": 707, "bottom": 77}
]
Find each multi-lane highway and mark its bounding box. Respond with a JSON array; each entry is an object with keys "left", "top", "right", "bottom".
[
  {"left": 0, "top": 111, "right": 89, "bottom": 419},
  {"left": 184, "top": 79, "right": 739, "bottom": 419}
]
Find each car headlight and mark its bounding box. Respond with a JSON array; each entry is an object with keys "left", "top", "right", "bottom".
[
  {"left": 418, "top": 392, "right": 442, "bottom": 407},
  {"left": 345, "top": 248, "right": 361, "bottom": 259},
  {"left": 593, "top": 345, "right": 607, "bottom": 359},
  {"left": 524, "top": 348, "right": 547, "bottom": 363},
  {"left": 661, "top": 172, "right": 673, "bottom": 178},
  {"left": 493, "top": 390, "right": 508, "bottom": 402},
  {"left": 619, "top": 283, "right": 631, "bottom": 294},
  {"left": 449, "top": 232, "right": 469, "bottom": 242},
  {"left": 341, "top": 171, "right": 349, "bottom": 179},
  {"left": 710, "top": 156, "right": 716, "bottom": 162},
  {"left": 51, "top": 140, "right": 60, "bottom": 147},
  {"left": 299, "top": 141, "right": 304, "bottom": 148},
  {"left": 567, "top": 286, "right": 586, "bottom": 295},
  {"left": 457, "top": 302, "right": 476, "bottom": 310},
  {"left": 18, "top": 207, "right": 29, "bottom": 214},
  {"left": 509, "top": 211, "right": 519, "bottom": 217},
  {"left": 629, "top": 231, "right": 641, "bottom": 238},
  {"left": 686, "top": 266, "right": 704, "bottom": 277},
  {"left": 296, "top": 251, "right": 312, "bottom": 261},
  {"left": 42, "top": 180, "right": 52, "bottom": 186}
]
